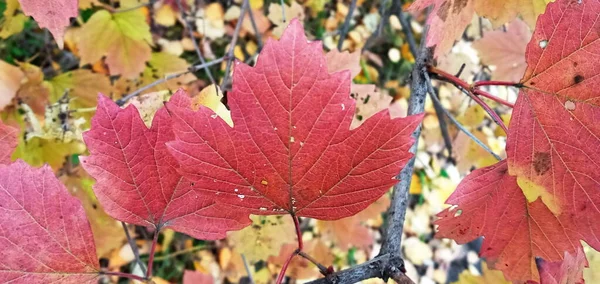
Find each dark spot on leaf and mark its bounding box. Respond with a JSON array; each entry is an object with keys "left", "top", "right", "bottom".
[
  {"left": 533, "top": 152, "right": 551, "bottom": 175},
  {"left": 573, "top": 61, "right": 578, "bottom": 67},
  {"left": 92, "top": 204, "right": 97, "bottom": 209},
  {"left": 252, "top": 224, "right": 261, "bottom": 230},
  {"left": 452, "top": 0, "right": 468, "bottom": 13},
  {"left": 437, "top": 1, "right": 451, "bottom": 21},
  {"left": 574, "top": 75, "right": 584, "bottom": 84}
]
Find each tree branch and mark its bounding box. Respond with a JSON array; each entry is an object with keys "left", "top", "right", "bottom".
[
  {"left": 337, "top": 0, "right": 357, "bottom": 51},
  {"left": 221, "top": 0, "right": 249, "bottom": 90},
  {"left": 307, "top": 14, "right": 432, "bottom": 284}
]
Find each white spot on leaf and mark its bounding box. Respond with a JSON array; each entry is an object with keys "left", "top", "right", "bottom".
[
  {"left": 564, "top": 100, "right": 576, "bottom": 111},
  {"left": 539, "top": 40, "right": 548, "bottom": 49}
]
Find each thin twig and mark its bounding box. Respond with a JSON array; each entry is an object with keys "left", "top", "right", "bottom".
[
  {"left": 144, "top": 244, "right": 207, "bottom": 261},
  {"left": 116, "top": 57, "right": 225, "bottom": 106},
  {"left": 431, "top": 92, "right": 454, "bottom": 158},
  {"left": 246, "top": 7, "right": 263, "bottom": 50},
  {"left": 398, "top": 6, "right": 418, "bottom": 58},
  {"left": 241, "top": 254, "right": 254, "bottom": 283},
  {"left": 280, "top": 0, "right": 286, "bottom": 23},
  {"left": 298, "top": 251, "right": 329, "bottom": 275},
  {"left": 176, "top": 0, "right": 216, "bottom": 86},
  {"left": 424, "top": 73, "right": 502, "bottom": 161},
  {"left": 102, "top": 271, "right": 147, "bottom": 282},
  {"left": 337, "top": 0, "right": 357, "bottom": 51},
  {"left": 221, "top": 0, "right": 249, "bottom": 90},
  {"left": 121, "top": 222, "right": 147, "bottom": 276}
]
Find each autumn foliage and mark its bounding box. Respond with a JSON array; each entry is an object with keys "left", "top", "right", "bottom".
[{"left": 1, "top": 0, "right": 599, "bottom": 283}]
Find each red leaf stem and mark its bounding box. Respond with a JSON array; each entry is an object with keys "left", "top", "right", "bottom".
[
  {"left": 146, "top": 232, "right": 160, "bottom": 279},
  {"left": 276, "top": 249, "right": 300, "bottom": 284}
]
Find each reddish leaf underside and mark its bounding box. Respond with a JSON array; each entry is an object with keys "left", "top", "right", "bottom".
[
  {"left": 507, "top": 0, "right": 600, "bottom": 250},
  {"left": 435, "top": 161, "right": 581, "bottom": 282},
  {"left": 18, "top": 0, "right": 78, "bottom": 48},
  {"left": 82, "top": 94, "right": 249, "bottom": 240},
  {"left": 537, "top": 249, "right": 587, "bottom": 284},
  {"left": 0, "top": 119, "right": 17, "bottom": 164},
  {"left": 166, "top": 19, "right": 422, "bottom": 220},
  {"left": 0, "top": 160, "right": 99, "bottom": 283}
]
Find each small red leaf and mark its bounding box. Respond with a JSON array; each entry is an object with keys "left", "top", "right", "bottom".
[
  {"left": 0, "top": 119, "right": 17, "bottom": 164},
  {"left": 82, "top": 94, "right": 249, "bottom": 240},
  {"left": 166, "top": 19, "right": 422, "bottom": 220},
  {"left": 0, "top": 160, "right": 99, "bottom": 283},
  {"left": 436, "top": 161, "right": 581, "bottom": 282},
  {"left": 18, "top": 0, "right": 77, "bottom": 48}
]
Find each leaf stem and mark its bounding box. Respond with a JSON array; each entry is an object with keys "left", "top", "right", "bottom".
[
  {"left": 427, "top": 65, "right": 515, "bottom": 108},
  {"left": 276, "top": 248, "right": 299, "bottom": 284},
  {"left": 146, "top": 231, "right": 159, "bottom": 279},
  {"left": 292, "top": 214, "right": 303, "bottom": 250},
  {"left": 473, "top": 80, "right": 521, "bottom": 88},
  {"left": 102, "top": 271, "right": 146, "bottom": 282},
  {"left": 427, "top": 65, "right": 509, "bottom": 133}
]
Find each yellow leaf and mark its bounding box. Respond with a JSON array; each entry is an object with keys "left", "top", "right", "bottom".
[
  {"left": 410, "top": 173, "right": 422, "bottom": 194},
  {"left": 47, "top": 69, "right": 113, "bottom": 107},
  {"left": 226, "top": 215, "right": 297, "bottom": 263},
  {"left": 77, "top": 10, "right": 151, "bottom": 78},
  {"left": 306, "top": 0, "right": 328, "bottom": 16},
  {"left": 453, "top": 262, "right": 510, "bottom": 284},
  {"left": 457, "top": 105, "right": 486, "bottom": 129},
  {"left": 191, "top": 84, "right": 232, "bottom": 126},
  {"left": 268, "top": 1, "right": 305, "bottom": 38},
  {"left": 196, "top": 3, "right": 225, "bottom": 40},
  {"left": 474, "top": 0, "right": 554, "bottom": 28},
  {"left": 155, "top": 4, "right": 177, "bottom": 26},
  {"left": 0, "top": 0, "right": 26, "bottom": 38}
]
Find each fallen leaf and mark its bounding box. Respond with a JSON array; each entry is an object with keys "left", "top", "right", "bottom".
[
  {"left": 0, "top": 0, "right": 26, "bottom": 38},
  {"left": 77, "top": 9, "right": 152, "bottom": 78},
  {"left": 18, "top": 0, "right": 78, "bottom": 48},
  {"left": 267, "top": 1, "right": 305, "bottom": 37},
  {"left": 473, "top": 19, "right": 531, "bottom": 82},
  {"left": 47, "top": 69, "right": 113, "bottom": 107},
  {"left": 183, "top": 270, "right": 214, "bottom": 284},
  {"left": 0, "top": 60, "right": 24, "bottom": 110},
  {"left": 227, "top": 215, "right": 297, "bottom": 263},
  {"left": 166, "top": 19, "right": 422, "bottom": 220},
  {"left": 452, "top": 262, "right": 510, "bottom": 284}
]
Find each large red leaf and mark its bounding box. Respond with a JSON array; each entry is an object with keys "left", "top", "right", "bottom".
[
  {"left": 18, "top": 0, "right": 78, "bottom": 48},
  {"left": 81, "top": 94, "right": 249, "bottom": 240},
  {"left": 506, "top": 0, "right": 600, "bottom": 249},
  {"left": 166, "top": 19, "right": 422, "bottom": 220},
  {"left": 0, "top": 119, "right": 17, "bottom": 164},
  {"left": 435, "top": 161, "right": 582, "bottom": 282},
  {"left": 0, "top": 160, "right": 99, "bottom": 283}
]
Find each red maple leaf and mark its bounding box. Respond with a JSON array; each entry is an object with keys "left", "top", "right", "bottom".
[
  {"left": 0, "top": 119, "right": 17, "bottom": 164},
  {"left": 82, "top": 94, "right": 250, "bottom": 240},
  {"left": 506, "top": 0, "right": 600, "bottom": 250},
  {"left": 18, "top": 0, "right": 78, "bottom": 48},
  {"left": 435, "top": 161, "right": 582, "bottom": 282},
  {"left": 166, "top": 19, "right": 422, "bottom": 220},
  {"left": 0, "top": 160, "right": 99, "bottom": 283}
]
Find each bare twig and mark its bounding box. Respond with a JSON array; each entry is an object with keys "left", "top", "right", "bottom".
[
  {"left": 221, "top": 0, "right": 249, "bottom": 90},
  {"left": 176, "top": 0, "right": 216, "bottom": 85},
  {"left": 116, "top": 57, "right": 225, "bottom": 106},
  {"left": 246, "top": 8, "right": 263, "bottom": 50},
  {"left": 101, "top": 271, "right": 146, "bottom": 282},
  {"left": 398, "top": 6, "right": 418, "bottom": 58},
  {"left": 280, "top": 0, "right": 286, "bottom": 22},
  {"left": 337, "top": 0, "right": 357, "bottom": 51},
  {"left": 424, "top": 74, "right": 502, "bottom": 161},
  {"left": 121, "top": 222, "right": 147, "bottom": 276},
  {"left": 431, "top": 93, "right": 454, "bottom": 158},
  {"left": 298, "top": 251, "right": 329, "bottom": 275},
  {"left": 241, "top": 254, "right": 254, "bottom": 283}
]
